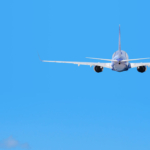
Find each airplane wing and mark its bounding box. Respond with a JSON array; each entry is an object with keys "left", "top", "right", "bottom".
[
  {"left": 38, "top": 53, "right": 112, "bottom": 69},
  {"left": 38, "top": 54, "right": 111, "bottom": 69},
  {"left": 130, "top": 63, "right": 150, "bottom": 68},
  {"left": 41, "top": 60, "right": 112, "bottom": 69}
]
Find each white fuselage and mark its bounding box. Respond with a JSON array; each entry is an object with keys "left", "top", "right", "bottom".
[{"left": 111, "top": 50, "right": 129, "bottom": 72}]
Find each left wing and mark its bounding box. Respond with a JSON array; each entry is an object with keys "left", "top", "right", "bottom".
[
  {"left": 38, "top": 53, "right": 112, "bottom": 69},
  {"left": 130, "top": 63, "right": 150, "bottom": 68},
  {"left": 39, "top": 57, "right": 112, "bottom": 69},
  {"left": 41, "top": 60, "right": 112, "bottom": 69}
]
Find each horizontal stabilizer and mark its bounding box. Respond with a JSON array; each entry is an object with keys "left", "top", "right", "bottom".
[
  {"left": 86, "top": 57, "right": 150, "bottom": 62},
  {"left": 86, "top": 57, "right": 117, "bottom": 62},
  {"left": 122, "top": 58, "right": 150, "bottom": 62}
]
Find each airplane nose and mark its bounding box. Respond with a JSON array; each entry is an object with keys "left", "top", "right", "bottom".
[{"left": 119, "top": 61, "right": 121, "bottom": 65}]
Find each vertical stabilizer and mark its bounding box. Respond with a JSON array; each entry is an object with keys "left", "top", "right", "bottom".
[{"left": 118, "top": 25, "right": 121, "bottom": 56}]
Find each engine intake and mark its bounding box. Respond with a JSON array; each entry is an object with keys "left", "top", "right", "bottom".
[
  {"left": 137, "top": 66, "right": 147, "bottom": 73},
  {"left": 94, "top": 66, "right": 103, "bottom": 73}
]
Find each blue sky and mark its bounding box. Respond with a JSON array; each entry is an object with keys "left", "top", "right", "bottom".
[{"left": 0, "top": 0, "right": 150, "bottom": 149}]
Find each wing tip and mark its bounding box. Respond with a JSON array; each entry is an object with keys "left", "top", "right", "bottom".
[{"left": 37, "top": 51, "right": 43, "bottom": 62}]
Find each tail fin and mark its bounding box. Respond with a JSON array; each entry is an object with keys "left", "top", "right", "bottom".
[{"left": 118, "top": 25, "right": 121, "bottom": 56}]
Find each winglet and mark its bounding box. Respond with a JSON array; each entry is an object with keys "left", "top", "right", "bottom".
[{"left": 37, "top": 51, "right": 43, "bottom": 62}]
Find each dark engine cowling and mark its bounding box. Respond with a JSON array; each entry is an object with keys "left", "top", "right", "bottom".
[
  {"left": 94, "top": 66, "right": 103, "bottom": 73},
  {"left": 137, "top": 66, "right": 147, "bottom": 73}
]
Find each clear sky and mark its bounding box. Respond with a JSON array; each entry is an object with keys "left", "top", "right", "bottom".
[{"left": 0, "top": 0, "right": 150, "bottom": 150}]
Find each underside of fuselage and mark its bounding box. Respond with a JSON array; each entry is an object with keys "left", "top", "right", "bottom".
[{"left": 112, "top": 63, "right": 128, "bottom": 72}]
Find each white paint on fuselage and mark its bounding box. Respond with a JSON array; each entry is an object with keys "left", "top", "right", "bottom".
[
  {"left": 113, "top": 63, "right": 127, "bottom": 72},
  {"left": 112, "top": 50, "right": 129, "bottom": 72}
]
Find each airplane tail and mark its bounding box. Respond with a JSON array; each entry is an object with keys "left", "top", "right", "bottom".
[
  {"left": 86, "top": 25, "right": 150, "bottom": 62},
  {"left": 118, "top": 25, "right": 121, "bottom": 57}
]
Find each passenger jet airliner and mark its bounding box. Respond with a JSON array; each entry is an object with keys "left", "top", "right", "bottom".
[{"left": 39, "top": 25, "right": 150, "bottom": 73}]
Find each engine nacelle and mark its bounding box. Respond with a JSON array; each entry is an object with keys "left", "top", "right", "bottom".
[
  {"left": 137, "top": 66, "right": 147, "bottom": 73},
  {"left": 94, "top": 66, "right": 103, "bottom": 73}
]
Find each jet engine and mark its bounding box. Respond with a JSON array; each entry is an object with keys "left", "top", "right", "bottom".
[
  {"left": 137, "top": 66, "right": 147, "bottom": 73},
  {"left": 94, "top": 66, "right": 103, "bottom": 73}
]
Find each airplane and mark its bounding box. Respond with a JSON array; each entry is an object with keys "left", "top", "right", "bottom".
[{"left": 39, "top": 25, "right": 150, "bottom": 73}]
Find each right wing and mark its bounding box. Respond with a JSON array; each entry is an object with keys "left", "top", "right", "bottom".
[{"left": 130, "top": 63, "right": 150, "bottom": 68}]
